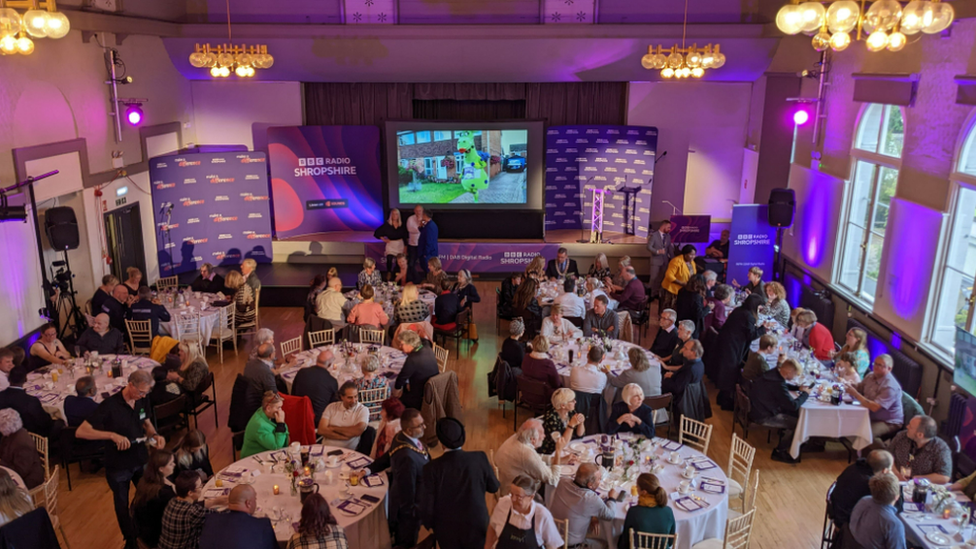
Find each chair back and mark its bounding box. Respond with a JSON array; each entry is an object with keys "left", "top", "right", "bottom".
[
  {"left": 156, "top": 276, "right": 178, "bottom": 291},
  {"left": 630, "top": 530, "right": 677, "bottom": 549},
  {"left": 28, "top": 432, "right": 49, "bottom": 481},
  {"left": 125, "top": 319, "right": 153, "bottom": 356},
  {"left": 176, "top": 312, "right": 204, "bottom": 354},
  {"left": 154, "top": 395, "right": 188, "bottom": 434},
  {"left": 433, "top": 344, "right": 449, "bottom": 373},
  {"left": 308, "top": 329, "right": 335, "bottom": 348},
  {"left": 359, "top": 385, "right": 390, "bottom": 422},
  {"left": 724, "top": 508, "right": 757, "bottom": 549},
  {"left": 516, "top": 376, "right": 550, "bottom": 413},
  {"left": 643, "top": 393, "right": 673, "bottom": 412},
  {"left": 728, "top": 433, "right": 755, "bottom": 504},
  {"left": 823, "top": 481, "right": 838, "bottom": 549},
  {"left": 679, "top": 415, "right": 713, "bottom": 456},
  {"left": 574, "top": 391, "right": 608, "bottom": 436},
  {"left": 28, "top": 464, "right": 61, "bottom": 527},
  {"left": 733, "top": 384, "right": 752, "bottom": 432},
  {"left": 359, "top": 328, "right": 385, "bottom": 345},
  {"left": 216, "top": 303, "right": 236, "bottom": 337},
  {"left": 280, "top": 337, "right": 302, "bottom": 358},
  {"left": 552, "top": 517, "right": 570, "bottom": 549},
  {"left": 253, "top": 287, "right": 261, "bottom": 329},
  {"left": 743, "top": 469, "right": 760, "bottom": 513}
]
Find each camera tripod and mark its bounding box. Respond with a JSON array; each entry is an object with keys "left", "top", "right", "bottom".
[{"left": 44, "top": 250, "right": 87, "bottom": 342}]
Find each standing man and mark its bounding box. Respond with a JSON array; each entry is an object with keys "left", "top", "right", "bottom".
[
  {"left": 127, "top": 287, "right": 172, "bottom": 339},
  {"left": 421, "top": 418, "right": 499, "bottom": 549},
  {"left": 77, "top": 370, "right": 164, "bottom": 549},
  {"left": 419, "top": 209, "right": 439, "bottom": 275},
  {"left": 545, "top": 247, "right": 580, "bottom": 281},
  {"left": 406, "top": 205, "right": 424, "bottom": 283},
  {"left": 240, "top": 258, "right": 261, "bottom": 293},
  {"left": 646, "top": 219, "right": 674, "bottom": 301},
  {"left": 191, "top": 263, "right": 225, "bottom": 294}
]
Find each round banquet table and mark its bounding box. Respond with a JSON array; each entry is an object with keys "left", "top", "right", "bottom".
[
  {"left": 159, "top": 291, "right": 223, "bottom": 344},
  {"left": 279, "top": 343, "right": 407, "bottom": 393},
  {"left": 203, "top": 447, "right": 392, "bottom": 548},
  {"left": 546, "top": 433, "right": 729, "bottom": 549},
  {"left": 549, "top": 340, "right": 662, "bottom": 405},
  {"left": 26, "top": 355, "right": 160, "bottom": 421}
]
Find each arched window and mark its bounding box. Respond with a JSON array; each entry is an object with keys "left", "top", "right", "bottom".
[
  {"left": 930, "top": 111, "right": 976, "bottom": 355},
  {"left": 836, "top": 104, "right": 903, "bottom": 303}
]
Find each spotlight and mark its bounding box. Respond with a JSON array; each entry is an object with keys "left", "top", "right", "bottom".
[
  {"left": 793, "top": 109, "right": 810, "bottom": 125},
  {"left": 125, "top": 104, "right": 143, "bottom": 126}
]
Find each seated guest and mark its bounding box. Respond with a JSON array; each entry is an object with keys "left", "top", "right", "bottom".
[
  {"left": 240, "top": 259, "right": 261, "bottom": 294},
  {"left": 393, "top": 331, "right": 438, "bottom": 411},
  {"left": 91, "top": 274, "right": 120, "bottom": 317},
  {"left": 553, "top": 278, "right": 585, "bottom": 320},
  {"left": 286, "top": 493, "right": 348, "bottom": 549},
  {"left": 887, "top": 415, "right": 951, "bottom": 484},
  {"left": 734, "top": 266, "right": 766, "bottom": 303},
  {"left": 486, "top": 475, "right": 564, "bottom": 549},
  {"left": 521, "top": 336, "right": 562, "bottom": 398},
  {"left": 494, "top": 419, "right": 558, "bottom": 495},
  {"left": 844, "top": 354, "right": 904, "bottom": 442},
  {"left": 675, "top": 274, "right": 712, "bottom": 339},
  {"left": 611, "top": 266, "right": 646, "bottom": 315},
  {"left": 526, "top": 255, "right": 546, "bottom": 282},
  {"left": 431, "top": 280, "right": 460, "bottom": 330},
  {"left": 702, "top": 270, "right": 718, "bottom": 298},
  {"left": 499, "top": 272, "right": 523, "bottom": 318},
  {"left": 356, "top": 355, "right": 388, "bottom": 392},
  {"left": 318, "top": 382, "right": 370, "bottom": 454},
  {"left": 392, "top": 253, "right": 410, "bottom": 287},
  {"left": 453, "top": 269, "right": 480, "bottom": 310},
  {"left": 131, "top": 449, "right": 177, "bottom": 548},
  {"left": 76, "top": 313, "right": 125, "bottom": 355},
  {"left": 358, "top": 257, "right": 382, "bottom": 291},
  {"left": 588, "top": 253, "right": 612, "bottom": 281},
  {"left": 539, "top": 388, "right": 585, "bottom": 455},
  {"left": 421, "top": 257, "right": 449, "bottom": 292},
  {"left": 290, "top": 350, "right": 339, "bottom": 426},
  {"left": 606, "top": 383, "right": 656, "bottom": 438},
  {"left": 834, "top": 353, "right": 863, "bottom": 384},
  {"left": 167, "top": 340, "right": 210, "bottom": 393},
  {"left": 662, "top": 340, "right": 705, "bottom": 409},
  {"left": 649, "top": 309, "right": 679, "bottom": 358},
  {"left": 829, "top": 450, "right": 894, "bottom": 528},
  {"left": 158, "top": 470, "right": 228, "bottom": 549},
  {"left": 512, "top": 278, "right": 543, "bottom": 339},
  {"left": 499, "top": 319, "right": 526, "bottom": 369},
  {"left": 373, "top": 397, "right": 404, "bottom": 460},
  {"left": 0, "top": 469, "right": 33, "bottom": 528},
  {"left": 834, "top": 328, "right": 871, "bottom": 378},
  {"left": 585, "top": 277, "right": 613, "bottom": 311},
  {"left": 127, "top": 286, "right": 172, "bottom": 339},
  {"left": 618, "top": 473, "right": 675, "bottom": 549},
  {"left": 28, "top": 322, "right": 70, "bottom": 368},
  {"left": 583, "top": 295, "right": 620, "bottom": 339},
  {"left": 198, "top": 485, "right": 277, "bottom": 549},
  {"left": 224, "top": 271, "right": 256, "bottom": 327},
  {"left": 848, "top": 473, "right": 906, "bottom": 549},
  {"left": 0, "top": 409, "right": 44, "bottom": 489},
  {"left": 64, "top": 375, "right": 99, "bottom": 427},
  {"left": 190, "top": 263, "right": 224, "bottom": 294},
  {"left": 661, "top": 245, "right": 697, "bottom": 310},
  {"left": 0, "top": 349, "right": 13, "bottom": 392},
  {"left": 602, "top": 256, "right": 631, "bottom": 294},
  {"left": 174, "top": 429, "right": 215, "bottom": 480},
  {"left": 316, "top": 277, "right": 348, "bottom": 330},
  {"left": 151, "top": 365, "right": 183, "bottom": 406},
  {"left": 122, "top": 266, "right": 147, "bottom": 297},
  {"left": 347, "top": 284, "right": 390, "bottom": 329},
  {"left": 748, "top": 358, "right": 810, "bottom": 464},
  {"left": 661, "top": 320, "right": 694, "bottom": 368},
  {"left": 742, "top": 334, "right": 780, "bottom": 382},
  {"left": 395, "top": 283, "right": 430, "bottom": 325},
  {"left": 540, "top": 304, "right": 582, "bottom": 345},
  {"left": 243, "top": 343, "right": 278, "bottom": 396},
  {"left": 705, "top": 230, "right": 730, "bottom": 261},
  {"left": 794, "top": 310, "right": 833, "bottom": 361},
  {"left": 240, "top": 391, "right": 289, "bottom": 459},
  {"left": 0, "top": 367, "right": 55, "bottom": 437},
  {"left": 103, "top": 284, "right": 132, "bottom": 333},
  {"left": 546, "top": 247, "right": 580, "bottom": 281},
  {"left": 549, "top": 463, "right": 616, "bottom": 549},
  {"left": 609, "top": 347, "right": 662, "bottom": 404},
  {"left": 704, "top": 284, "right": 734, "bottom": 333},
  {"left": 764, "top": 281, "right": 791, "bottom": 327},
  {"left": 569, "top": 345, "right": 608, "bottom": 395}
]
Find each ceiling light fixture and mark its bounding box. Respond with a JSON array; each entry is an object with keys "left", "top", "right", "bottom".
[
  {"left": 0, "top": 0, "right": 70, "bottom": 56},
  {"left": 640, "top": 0, "right": 724, "bottom": 79},
  {"left": 188, "top": 0, "right": 272, "bottom": 78}
]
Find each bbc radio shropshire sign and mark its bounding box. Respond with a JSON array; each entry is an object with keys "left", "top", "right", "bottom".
[
  {"left": 268, "top": 126, "right": 383, "bottom": 238},
  {"left": 149, "top": 151, "right": 273, "bottom": 277}
]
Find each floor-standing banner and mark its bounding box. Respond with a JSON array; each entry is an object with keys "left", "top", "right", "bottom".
[
  {"left": 727, "top": 204, "right": 775, "bottom": 287},
  {"left": 150, "top": 152, "right": 273, "bottom": 277}
]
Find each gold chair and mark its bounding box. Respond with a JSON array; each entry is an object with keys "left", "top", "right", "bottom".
[
  {"left": 29, "top": 464, "right": 69, "bottom": 548},
  {"left": 175, "top": 312, "right": 205, "bottom": 356},
  {"left": 280, "top": 337, "right": 302, "bottom": 359},
  {"left": 124, "top": 319, "right": 153, "bottom": 356},
  {"left": 28, "top": 432, "right": 49, "bottom": 480},
  {"left": 552, "top": 517, "right": 570, "bottom": 549},
  {"left": 727, "top": 433, "right": 755, "bottom": 511},
  {"left": 156, "top": 276, "right": 178, "bottom": 291},
  {"left": 630, "top": 530, "right": 677, "bottom": 549},
  {"left": 208, "top": 303, "right": 237, "bottom": 364},
  {"left": 691, "top": 509, "right": 757, "bottom": 549},
  {"left": 359, "top": 328, "right": 385, "bottom": 345},
  {"left": 308, "top": 329, "right": 335, "bottom": 348},
  {"left": 359, "top": 386, "right": 390, "bottom": 423},
  {"left": 679, "top": 415, "right": 714, "bottom": 456},
  {"left": 433, "top": 343, "right": 449, "bottom": 373}
]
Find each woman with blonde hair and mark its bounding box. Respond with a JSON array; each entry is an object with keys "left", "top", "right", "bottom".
[
  {"left": 327, "top": 266, "right": 339, "bottom": 280},
  {"left": 224, "top": 270, "right": 255, "bottom": 326},
  {"left": 173, "top": 429, "right": 214, "bottom": 479},
  {"left": 0, "top": 469, "right": 32, "bottom": 527},
  {"left": 540, "top": 303, "right": 582, "bottom": 344},
  {"left": 525, "top": 255, "right": 546, "bottom": 281},
  {"left": 607, "top": 383, "right": 655, "bottom": 437},
  {"left": 394, "top": 283, "right": 430, "bottom": 324},
  {"left": 588, "top": 253, "right": 611, "bottom": 280},
  {"left": 609, "top": 347, "right": 661, "bottom": 404},
  {"left": 422, "top": 257, "right": 448, "bottom": 291},
  {"left": 834, "top": 328, "right": 870, "bottom": 377},
  {"left": 167, "top": 340, "right": 209, "bottom": 393},
  {"left": 123, "top": 266, "right": 145, "bottom": 297},
  {"left": 764, "top": 281, "right": 791, "bottom": 327},
  {"left": 374, "top": 209, "right": 408, "bottom": 281},
  {"left": 539, "top": 388, "right": 584, "bottom": 455},
  {"left": 618, "top": 474, "right": 675, "bottom": 548}
]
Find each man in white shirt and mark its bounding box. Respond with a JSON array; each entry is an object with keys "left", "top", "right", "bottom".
[
  {"left": 318, "top": 381, "right": 369, "bottom": 451},
  {"left": 406, "top": 204, "right": 424, "bottom": 284},
  {"left": 486, "top": 475, "right": 564, "bottom": 549},
  {"left": 0, "top": 349, "right": 13, "bottom": 391},
  {"left": 553, "top": 278, "right": 586, "bottom": 319},
  {"left": 315, "top": 277, "right": 348, "bottom": 330},
  {"left": 493, "top": 419, "right": 558, "bottom": 495},
  {"left": 540, "top": 304, "right": 583, "bottom": 345},
  {"left": 570, "top": 345, "right": 608, "bottom": 394}
]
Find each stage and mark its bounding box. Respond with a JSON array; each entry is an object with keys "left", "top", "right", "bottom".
[{"left": 276, "top": 230, "right": 651, "bottom": 245}]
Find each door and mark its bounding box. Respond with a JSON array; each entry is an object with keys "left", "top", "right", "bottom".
[
  {"left": 436, "top": 156, "right": 447, "bottom": 180},
  {"left": 104, "top": 203, "right": 147, "bottom": 283}
]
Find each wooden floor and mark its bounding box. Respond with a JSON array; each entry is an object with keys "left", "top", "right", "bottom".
[{"left": 60, "top": 281, "right": 843, "bottom": 548}]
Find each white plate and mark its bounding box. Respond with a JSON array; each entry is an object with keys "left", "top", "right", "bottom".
[
  {"left": 926, "top": 532, "right": 951, "bottom": 546},
  {"left": 556, "top": 465, "right": 575, "bottom": 477},
  {"left": 569, "top": 442, "right": 587, "bottom": 453}
]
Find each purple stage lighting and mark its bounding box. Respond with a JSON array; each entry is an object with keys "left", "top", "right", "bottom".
[
  {"left": 125, "top": 105, "right": 144, "bottom": 126},
  {"left": 793, "top": 109, "right": 810, "bottom": 126}
]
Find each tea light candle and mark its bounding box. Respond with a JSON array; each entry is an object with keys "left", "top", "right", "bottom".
[
  {"left": 273, "top": 485, "right": 280, "bottom": 495},
  {"left": 304, "top": 466, "right": 311, "bottom": 477}
]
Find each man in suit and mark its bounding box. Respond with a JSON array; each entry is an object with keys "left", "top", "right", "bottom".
[
  {"left": 419, "top": 209, "right": 439, "bottom": 273},
  {"left": 421, "top": 418, "right": 499, "bottom": 549},
  {"left": 199, "top": 485, "right": 277, "bottom": 549},
  {"left": 126, "top": 287, "right": 171, "bottom": 339},
  {"left": 190, "top": 263, "right": 225, "bottom": 294},
  {"left": 650, "top": 308, "right": 679, "bottom": 358},
  {"left": 646, "top": 219, "right": 674, "bottom": 300},
  {"left": 102, "top": 284, "right": 131, "bottom": 333},
  {"left": 662, "top": 339, "right": 705, "bottom": 408},
  {"left": 545, "top": 247, "right": 580, "bottom": 281},
  {"left": 240, "top": 258, "right": 261, "bottom": 293},
  {"left": 749, "top": 358, "right": 810, "bottom": 464},
  {"left": 0, "top": 367, "right": 58, "bottom": 438},
  {"left": 359, "top": 409, "right": 429, "bottom": 549},
  {"left": 243, "top": 343, "right": 278, "bottom": 398}
]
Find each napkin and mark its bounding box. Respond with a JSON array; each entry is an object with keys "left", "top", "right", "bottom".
[
  {"left": 661, "top": 441, "right": 682, "bottom": 451},
  {"left": 699, "top": 481, "right": 725, "bottom": 494},
  {"left": 346, "top": 456, "right": 372, "bottom": 469},
  {"left": 362, "top": 475, "right": 385, "bottom": 488},
  {"left": 337, "top": 499, "right": 368, "bottom": 515},
  {"left": 674, "top": 496, "right": 704, "bottom": 512},
  {"left": 692, "top": 460, "right": 718, "bottom": 471}
]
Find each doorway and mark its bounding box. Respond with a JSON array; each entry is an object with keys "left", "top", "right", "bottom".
[{"left": 104, "top": 203, "right": 147, "bottom": 283}]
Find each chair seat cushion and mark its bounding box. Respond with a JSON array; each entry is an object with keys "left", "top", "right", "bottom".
[
  {"left": 433, "top": 322, "right": 457, "bottom": 331},
  {"left": 692, "top": 538, "right": 724, "bottom": 549},
  {"left": 728, "top": 478, "right": 743, "bottom": 498}
]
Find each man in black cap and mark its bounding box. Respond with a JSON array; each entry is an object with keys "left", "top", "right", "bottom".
[{"left": 421, "top": 417, "right": 499, "bottom": 549}]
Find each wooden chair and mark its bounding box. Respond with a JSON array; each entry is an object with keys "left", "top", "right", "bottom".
[
  {"left": 125, "top": 319, "right": 153, "bottom": 356},
  {"left": 59, "top": 426, "right": 105, "bottom": 491},
  {"left": 514, "top": 376, "right": 550, "bottom": 431},
  {"left": 185, "top": 372, "right": 218, "bottom": 429},
  {"left": 730, "top": 469, "right": 761, "bottom": 520},
  {"left": 822, "top": 482, "right": 838, "bottom": 549},
  {"left": 727, "top": 433, "right": 755, "bottom": 511},
  {"left": 175, "top": 312, "right": 205, "bottom": 356},
  {"left": 359, "top": 385, "right": 390, "bottom": 423},
  {"left": 29, "top": 464, "right": 69, "bottom": 549},
  {"left": 359, "top": 328, "right": 385, "bottom": 345},
  {"left": 488, "top": 449, "right": 501, "bottom": 503},
  {"left": 630, "top": 530, "right": 677, "bottom": 549},
  {"left": 308, "top": 329, "right": 335, "bottom": 348},
  {"left": 253, "top": 287, "right": 261, "bottom": 331},
  {"left": 434, "top": 308, "right": 470, "bottom": 350},
  {"left": 156, "top": 276, "right": 178, "bottom": 291},
  {"left": 153, "top": 395, "right": 188, "bottom": 437},
  {"left": 28, "top": 432, "right": 49, "bottom": 481},
  {"left": 679, "top": 415, "right": 713, "bottom": 456},
  {"left": 280, "top": 337, "right": 302, "bottom": 359},
  {"left": 433, "top": 343, "right": 449, "bottom": 373},
  {"left": 209, "top": 303, "right": 237, "bottom": 364},
  {"left": 691, "top": 509, "right": 756, "bottom": 549},
  {"left": 553, "top": 517, "right": 570, "bottom": 549},
  {"left": 643, "top": 393, "right": 673, "bottom": 439}
]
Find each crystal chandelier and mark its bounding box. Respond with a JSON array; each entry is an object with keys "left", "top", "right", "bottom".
[
  {"left": 0, "top": 0, "right": 70, "bottom": 56},
  {"left": 188, "top": 0, "right": 273, "bottom": 78},
  {"left": 639, "top": 0, "right": 725, "bottom": 79},
  {"left": 776, "top": 0, "right": 954, "bottom": 53}
]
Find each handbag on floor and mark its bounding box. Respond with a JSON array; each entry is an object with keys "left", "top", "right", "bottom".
[{"left": 467, "top": 321, "right": 479, "bottom": 341}]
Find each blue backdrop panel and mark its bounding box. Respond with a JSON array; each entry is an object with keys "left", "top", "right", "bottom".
[
  {"left": 150, "top": 152, "right": 274, "bottom": 277},
  {"left": 727, "top": 204, "right": 776, "bottom": 287}
]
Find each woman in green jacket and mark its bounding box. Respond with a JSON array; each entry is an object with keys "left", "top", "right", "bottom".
[
  {"left": 241, "top": 391, "right": 289, "bottom": 459},
  {"left": 618, "top": 473, "right": 676, "bottom": 549}
]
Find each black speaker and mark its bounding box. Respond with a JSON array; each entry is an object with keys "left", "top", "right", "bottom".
[
  {"left": 45, "top": 206, "right": 79, "bottom": 251},
  {"left": 768, "top": 188, "right": 795, "bottom": 228}
]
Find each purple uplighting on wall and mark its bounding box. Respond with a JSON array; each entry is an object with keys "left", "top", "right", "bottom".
[
  {"left": 799, "top": 184, "right": 834, "bottom": 269},
  {"left": 884, "top": 199, "right": 931, "bottom": 319}
]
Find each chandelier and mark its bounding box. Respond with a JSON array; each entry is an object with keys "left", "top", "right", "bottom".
[
  {"left": 641, "top": 44, "right": 725, "bottom": 79},
  {"left": 189, "top": 44, "right": 274, "bottom": 78},
  {"left": 0, "top": 0, "right": 70, "bottom": 56},
  {"left": 775, "top": 0, "right": 954, "bottom": 53}
]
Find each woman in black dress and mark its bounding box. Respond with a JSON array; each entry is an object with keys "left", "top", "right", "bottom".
[
  {"left": 708, "top": 293, "right": 766, "bottom": 411},
  {"left": 512, "top": 278, "right": 543, "bottom": 340},
  {"left": 674, "top": 274, "right": 712, "bottom": 340},
  {"left": 374, "top": 209, "right": 409, "bottom": 281}
]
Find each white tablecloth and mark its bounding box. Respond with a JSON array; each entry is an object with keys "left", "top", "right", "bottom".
[
  {"left": 550, "top": 340, "right": 660, "bottom": 405},
  {"left": 548, "top": 433, "right": 728, "bottom": 549},
  {"left": 159, "top": 293, "right": 222, "bottom": 344},
  {"left": 203, "top": 447, "right": 391, "bottom": 548},
  {"left": 789, "top": 398, "right": 873, "bottom": 459},
  {"left": 279, "top": 344, "right": 407, "bottom": 393},
  {"left": 26, "top": 355, "right": 159, "bottom": 420},
  {"left": 898, "top": 488, "right": 975, "bottom": 549}
]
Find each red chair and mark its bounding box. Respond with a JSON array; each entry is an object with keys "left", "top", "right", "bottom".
[{"left": 281, "top": 394, "right": 316, "bottom": 445}]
